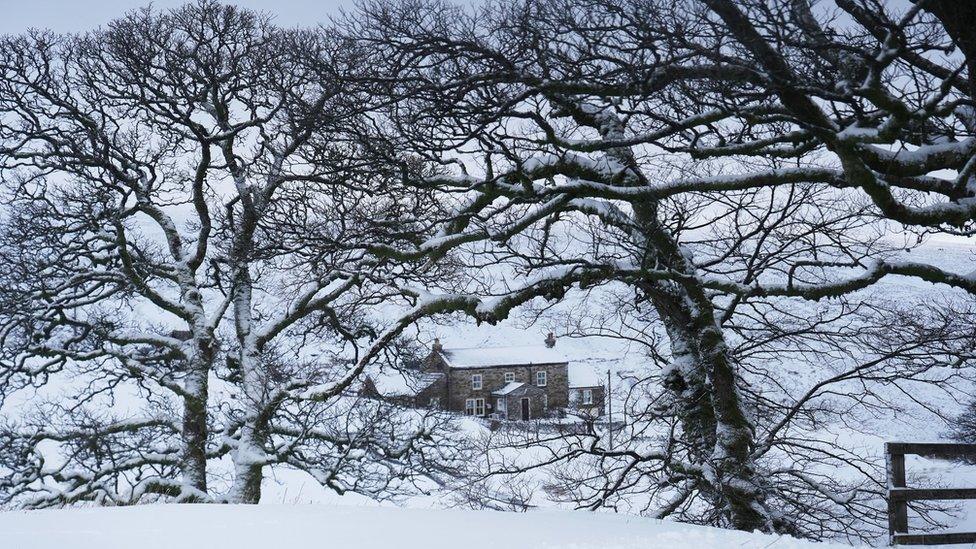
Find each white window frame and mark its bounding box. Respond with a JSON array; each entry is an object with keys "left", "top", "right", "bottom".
[
  {"left": 504, "top": 372, "right": 515, "bottom": 383},
  {"left": 582, "top": 389, "right": 593, "bottom": 405},
  {"left": 471, "top": 374, "right": 482, "bottom": 390},
  {"left": 465, "top": 398, "right": 485, "bottom": 416},
  {"left": 536, "top": 371, "right": 547, "bottom": 387}
]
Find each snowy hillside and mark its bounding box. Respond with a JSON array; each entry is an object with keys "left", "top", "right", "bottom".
[{"left": 0, "top": 504, "right": 849, "bottom": 549}]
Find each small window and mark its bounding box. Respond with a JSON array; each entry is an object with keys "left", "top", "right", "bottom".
[
  {"left": 471, "top": 374, "right": 482, "bottom": 390},
  {"left": 429, "top": 397, "right": 441, "bottom": 408},
  {"left": 536, "top": 371, "right": 547, "bottom": 387},
  {"left": 504, "top": 372, "right": 515, "bottom": 383},
  {"left": 542, "top": 394, "right": 548, "bottom": 410},
  {"left": 464, "top": 398, "right": 485, "bottom": 416},
  {"left": 582, "top": 389, "right": 593, "bottom": 405}
]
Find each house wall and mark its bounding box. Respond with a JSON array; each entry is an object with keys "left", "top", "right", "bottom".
[
  {"left": 424, "top": 353, "right": 568, "bottom": 415},
  {"left": 497, "top": 391, "right": 546, "bottom": 420},
  {"left": 568, "top": 385, "right": 606, "bottom": 417},
  {"left": 416, "top": 376, "right": 447, "bottom": 408}
]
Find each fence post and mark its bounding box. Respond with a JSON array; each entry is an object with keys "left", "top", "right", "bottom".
[{"left": 886, "top": 443, "right": 908, "bottom": 543}]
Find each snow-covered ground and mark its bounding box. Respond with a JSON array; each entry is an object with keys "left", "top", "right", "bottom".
[
  {"left": 0, "top": 503, "right": 850, "bottom": 549},
  {"left": 2, "top": 240, "right": 974, "bottom": 547}
]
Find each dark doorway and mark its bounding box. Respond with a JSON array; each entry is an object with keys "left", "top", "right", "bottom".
[{"left": 520, "top": 397, "right": 530, "bottom": 421}]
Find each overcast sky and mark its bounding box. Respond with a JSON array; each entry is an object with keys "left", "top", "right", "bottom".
[{"left": 0, "top": 0, "right": 353, "bottom": 34}]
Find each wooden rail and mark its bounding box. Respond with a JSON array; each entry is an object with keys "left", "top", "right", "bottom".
[{"left": 886, "top": 442, "right": 976, "bottom": 545}]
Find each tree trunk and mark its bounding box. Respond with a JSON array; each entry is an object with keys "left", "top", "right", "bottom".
[
  {"left": 229, "top": 417, "right": 268, "bottom": 504},
  {"left": 227, "top": 348, "right": 270, "bottom": 504},
  {"left": 648, "top": 282, "right": 717, "bottom": 459},
  {"left": 227, "top": 267, "right": 270, "bottom": 504},
  {"left": 633, "top": 201, "right": 770, "bottom": 532},
  {"left": 694, "top": 313, "right": 768, "bottom": 532},
  {"left": 583, "top": 101, "right": 771, "bottom": 531},
  {"left": 179, "top": 286, "right": 215, "bottom": 501},
  {"left": 181, "top": 364, "right": 210, "bottom": 500}
]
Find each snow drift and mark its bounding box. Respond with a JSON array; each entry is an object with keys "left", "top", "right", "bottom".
[{"left": 0, "top": 503, "right": 849, "bottom": 549}]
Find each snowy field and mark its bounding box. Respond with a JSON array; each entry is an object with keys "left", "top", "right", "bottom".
[{"left": 0, "top": 504, "right": 850, "bottom": 549}]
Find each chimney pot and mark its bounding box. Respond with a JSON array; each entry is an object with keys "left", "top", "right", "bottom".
[
  {"left": 544, "top": 332, "right": 556, "bottom": 348},
  {"left": 432, "top": 338, "right": 443, "bottom": 352}
]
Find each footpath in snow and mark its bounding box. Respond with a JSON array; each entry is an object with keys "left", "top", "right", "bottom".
[{"left": 0, "top": 503, "right": 850, "bottom": 549}]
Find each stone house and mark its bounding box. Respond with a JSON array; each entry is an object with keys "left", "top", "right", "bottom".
[{"left": 412, "top": 334, "right": 606, "bottom": 420}]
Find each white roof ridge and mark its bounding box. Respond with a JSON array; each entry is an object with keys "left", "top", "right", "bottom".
[
  {"left": 441, "top": 344, "right": 554, "bottom": 351},
  {"left": 437, "top": 343, "right": 569, "bottom": 368}
]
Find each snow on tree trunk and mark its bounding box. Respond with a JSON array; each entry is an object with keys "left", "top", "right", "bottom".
[
  {"left": 606, "top": 104, "right": 771, "bottom": 531},
  {"left": 696, "top": 322, "right": 768, "bottom": 532},
  {"left": 639, "top": 250, "right": 769, "bottom": 532},
  {"left": 651, "top": 285, "right": 717, "bottom": 459},
  {"left": 226, "top": 223, "right": 269, "bottom": 504},
  {"left": 227, "top": 332, "right": 271, "bottom": 505},
  {"left": 179, "top": 282, "right": 216, "bottom": 500},
  {"left": 181, "top": 364, "right": 211, "bottom": 499}
]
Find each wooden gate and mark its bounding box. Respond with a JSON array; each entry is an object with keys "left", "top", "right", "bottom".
[{"left": 886, "top": 442, "right": 976, "bottom": 545}]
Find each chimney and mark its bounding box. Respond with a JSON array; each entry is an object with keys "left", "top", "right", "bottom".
[
  {"left": 544, "top": 332, "right": 556, "bottom": 348},
  {"left": 432, "top": 338, "right": 443, "bottom": 353},
  {"left": 169, "top": 329, "right": 192, "bottom": 341}
]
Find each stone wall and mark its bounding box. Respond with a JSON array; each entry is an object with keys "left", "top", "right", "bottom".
[{"left": 417, "top": 375, "right": 448, "bottom": 408}]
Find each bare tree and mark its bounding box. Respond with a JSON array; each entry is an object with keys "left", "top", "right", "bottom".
[
  {"left": 0, "top": 1, "right": 463, "bottom": 506},
  {"left": 1, "top": 0, "right": 972, "bottom": 540},
  {"left": 337, "top": 0, "right": 974, "bottom": 539}
]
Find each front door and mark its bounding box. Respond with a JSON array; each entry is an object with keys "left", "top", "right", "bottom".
[{"left": 520, "top": 397, "right": 530, "bottom": 421}]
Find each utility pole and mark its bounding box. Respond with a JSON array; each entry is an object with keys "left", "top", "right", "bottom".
[{"left": 607, "top": 369, "right": 612, "bottom": 449}]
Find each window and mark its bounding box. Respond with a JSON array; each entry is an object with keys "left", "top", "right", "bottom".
[
  {"left": 471, "top": 374, "right": 482, "bottom": 390},
  {"left": 429, "top": 397, "right": 441, "bottom": 408},
  {"left": 542, "top": 394, "right": 548, "bottom": 410},
  {"left": 465, "top": 398, "right": 485, "bottom": 416},
  {"left": 504, "top": 372, "right": 515, "bottom": 383},
  {"left": 536, "top": 371, "right": 547, "bottom": 387},
  {"left": 582, "top": 389, "right": 593, "bottom": 405},
  {"left": 496, "top": 398, "right": 507, "bottom": 417}
]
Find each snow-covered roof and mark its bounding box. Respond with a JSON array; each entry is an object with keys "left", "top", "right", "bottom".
[
  {"left": 367, "top": 370, "right": 443, "bottom": 397},
  {"left": 439, "top": 345, "right": 568, "bottom": 369},
  {"left": 569, "top": 363, "right": 604, "bottom": 388},
  {"left": 492, "top": 382, "right": 525, "bottom": 396},
  {"left": 492, "top": 382, "right": 544, "bottom": 396}
]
